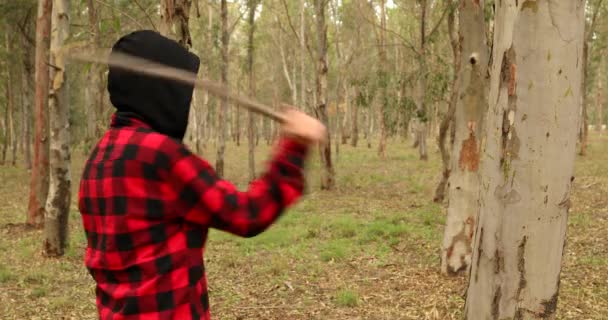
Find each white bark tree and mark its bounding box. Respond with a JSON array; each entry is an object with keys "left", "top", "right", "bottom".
[
  {"left": 441, "top": 0, "right": 489, "bottom": 275},
  {"left": 44, "top": 0, "right": 71, "bottom": 257},
  {"left": 465, "top": 1, "right": 585, "bottom": 318}
]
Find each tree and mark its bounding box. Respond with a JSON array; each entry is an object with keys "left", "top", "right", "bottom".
[
  {"left": 246, "top": 0, "right": 259, "bottom": 182},
  {"left": 43, "top": 0, "right": 70, "bottom": 257},
  {"left": 414, "top": 0, "right": 429, "bottom": 161},
  {"left": 160, "top": 0, "right": 193, "bottom": 47},
  {"left": 434, "top": 0, "right": 460, "bottom": 203},
  {"left": 84, "top": 0, "right": 104, "bottom": 151},
  {"left": 314, "top": 0, "right": 335, "bottom": 190},
  {"left": 216, "top": 0, "right": 229, "bottom": 177},
  {"left": 27, "top": 0, "right": 52, "bottom": 227},
  {"left": 3, "top": 26, "right": 16, "bottom": 167},
  {"left": 440, "top": 0, "right": 489, "bottom": 275},
  {"left": 579, "top": 0, "right": 603, "bottom": 155},
  {"left": 465, "top": 1, "right": 585, "bottom": 318},
  {"left": 377, "top": 0, "right": 388, "bottom": 159}
]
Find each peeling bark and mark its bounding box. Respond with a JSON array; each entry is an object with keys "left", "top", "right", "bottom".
[
  {"left": 27, "top": 0, "right": 53, "bottom": 227},
  {"left": 465, "top": 1, "right": 584, "bottom": 318},
  {"left": 44, "top": 0, "right": 71, "bottom": 257},
  {"left": 441, "top": 0, "right": 489, "bottom": 276}
]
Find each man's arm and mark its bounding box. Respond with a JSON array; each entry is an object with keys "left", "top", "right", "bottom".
[{"left": 170, "top": 138, "right": 308, "bottom": 237}]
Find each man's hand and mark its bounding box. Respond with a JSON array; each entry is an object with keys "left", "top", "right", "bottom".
[{"left": 280, "top": 109, "right": 327, "bottom": 145}]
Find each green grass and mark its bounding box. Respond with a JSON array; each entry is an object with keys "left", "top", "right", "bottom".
[{"left": 335, "top": 289, "right": 359, "bottom": 307}]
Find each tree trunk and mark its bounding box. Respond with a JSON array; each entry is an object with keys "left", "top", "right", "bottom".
[
  {"left": 21, "top": 23, "right": 35, "bottom": 170},
  {"left": 247, "top": 0, "right": 259, "bottom": 182},
  {"left": 4, "top": 28, "right": 16, "bottom": 167},
  {"left": 44, "top": 0, "right": 71, "bottom": 257},
  {"left": 596, "top": 55, "right": 604, "bottom": 134},
  {"left": 465, "top": 1, "right": 584, "bottom": 318},
  {"left": 216, "top": 0, "right": 229, "bottom": 177},
  {"left": 341, "top": 83, "right": 350, "bottom": 145},
  {"left": 416, "top": 0, "right": 429, "bottom": 161},
  {"left": 27, "top": 0, "right": 53, "bottom": 227},
  {"left": 0, "top": 106, "right": 8, "bottom": 165},
  {"left": 300, "top": 0, "right": 307, "bottom": 109},
  {"left": 85, "top": 0, "right": 103, "bottom": 152},
  {"left": 579, "top": 40, "right": 589, "bottom": 155},
  {"left": 314, "top": 0, "right": 334, "bottom": 190},
  {"left": 351, "top": 87, "right": 359, "bottom": 147},
  {"left": 160, "top": 0, "right": 192, "bottom": 47},
  {"left": 434, "top": 1, "right": 460, "bottom": 204},
  {"left": 377, "top": 0, "right": 388, "bottom": 159},
  {"left": 22, "top": 72, "right": 33, "bottom": 170},
  {"left": 440, "top": 0, "right": 489, "bottom": 275}
]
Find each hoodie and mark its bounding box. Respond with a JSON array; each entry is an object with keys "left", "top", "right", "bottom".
[{"left": 108, "top": 30, "right": 200, "bottom": 140}]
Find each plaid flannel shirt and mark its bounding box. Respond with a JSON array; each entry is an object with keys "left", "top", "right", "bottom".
[{"left": 78, "top": 115, "right": 308, "bottom": 320}]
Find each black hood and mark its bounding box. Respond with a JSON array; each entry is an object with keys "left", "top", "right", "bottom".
[{"left": 108, "top": 30, "right": 200, "bottom": 140}]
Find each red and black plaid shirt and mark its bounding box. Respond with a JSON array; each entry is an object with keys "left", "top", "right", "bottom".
[{"left": 78, "top": 115, "right": 308, "bottom": 320}]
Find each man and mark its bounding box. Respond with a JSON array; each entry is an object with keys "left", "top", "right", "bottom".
[{"left": 78, "top": 30, "right": 325, "bottom": 320}]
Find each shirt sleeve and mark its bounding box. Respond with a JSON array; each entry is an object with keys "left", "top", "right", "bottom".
[{"left": 170, "top": 138, "right": 309, "bottom": 237}]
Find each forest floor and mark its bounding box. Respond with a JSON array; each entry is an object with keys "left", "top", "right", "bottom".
[{"left": 0, "top": 134, "right": 606, "bottom": 320}]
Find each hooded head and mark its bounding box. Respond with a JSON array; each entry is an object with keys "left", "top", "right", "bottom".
[{"left": 108, "top": 30, "right": 201, "bottom": 140}]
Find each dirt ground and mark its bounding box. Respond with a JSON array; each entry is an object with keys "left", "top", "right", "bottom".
[{"left": 0, "top": 135, "right": 606, "bottom": 319}]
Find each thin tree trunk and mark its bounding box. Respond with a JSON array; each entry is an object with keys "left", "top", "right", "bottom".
[
  {"left": 465, "top": 1, "right": 584, "bottom": 318},
  {"left": 216, "top": 0, "right": 229, "bottom": 177},
  {"left": 22, "top": 73, "right": 33, "bottom": 170},
  {"left": 341, "top": 83, "right": 350, "bottom": 145},
  {"left": 4, "top": 28, "right": 16, "bottom": 167},
  {"left": 27, "top": 0, "right": 53, "bottom": 227},
  {"left": 1, "top": 109, "right": 6, "bottom": 165},
  {"left": 300, "top": 0, "right": 306, "bottom": 109},
  {"left": 441, "top": 0, "right": 488, "bottom": 275},
  {"left": 246, "top": 0, "right": 259, "bottom": 181},
  {"left": 434, "top": 0, "right": 460, "bottom": 203},
  {"left": 44, "top": 0, "right": 71, "bottom": 257},
  {"left": 597, "top": 55, "right": 604, "bottom": 134},
  {"left": 377, "top": 0, "right": 388, "bottom": 158},
  {"left": 580, "top": 37, "right": 590, "bottom": 155},
  {"left": 416, "top": 0, "right": 429, "bottom": 161},
  {"left": 85, "top": 0, "right": 105, "bottom": 151},
  {"left": 366, "top": 105, "right": 373, "bottom": 149},
  {"left": 314, "top": 0, "right": 334, "bottom": 190},
  {"left": 351, "top": 87, "right": 359, "bottom": 147}
]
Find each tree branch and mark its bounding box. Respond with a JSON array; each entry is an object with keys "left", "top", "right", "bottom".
[{"left": 133, "top": 0, "right": 158, "bottom": 31}]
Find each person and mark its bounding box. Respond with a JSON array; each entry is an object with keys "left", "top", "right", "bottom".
[{"left": 78, "top": 30, "right": 326, "bottom": 320}]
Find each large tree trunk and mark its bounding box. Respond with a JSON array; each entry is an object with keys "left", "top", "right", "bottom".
[
  {"left": 314, "top": 0, "right": 334, "bottom": 190},
  {"left": 440, "top": 0, "right": 489, "bottom": 275},
  {"left": 27, "top": 0, "right": 53, "bottom": 227},
  {"left": 465, "top": 1, "right": 584, "bottom": 318},
  {"left": 44, "top": 0, "right": 71, "bottom": 257},
  {"left": 434, "top": 1, "right": 460, "bottom": 203},
  {"left": 246, "top": 0, "right": 259, "bottom": 182},
  {"left": 377, "top": 0, "right": 388, "bottom": 159},
  {"left": 216, "top": 0, "right": 229, "bottom": 177}
]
